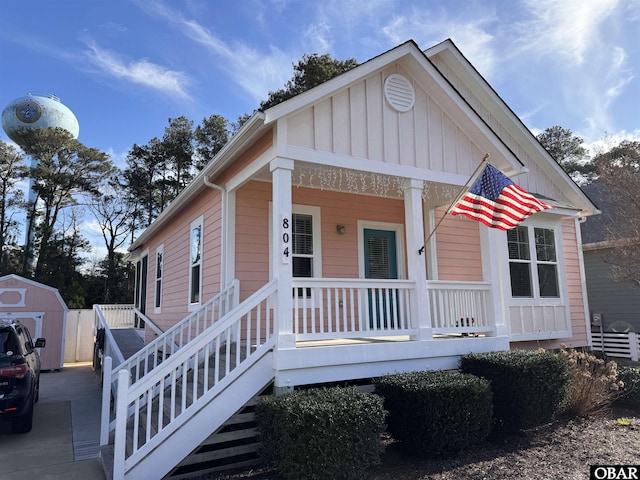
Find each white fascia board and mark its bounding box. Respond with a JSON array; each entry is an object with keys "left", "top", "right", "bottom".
[
  {"left": 264, "top": 42, "right": 419, "bottom": 123},
  {"left": 129, "top": 112, "right": 268, "bottom": 252},
  {"left": 267, "top": 41, "right": 523, "bottom": 176},
  {"left": 425, "top": 40, "right": 597, "bottom": 216}
]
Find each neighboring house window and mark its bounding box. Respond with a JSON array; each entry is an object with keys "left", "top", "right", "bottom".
[
  {"left": 507, "top": 225, "right": 559, "bottom": 298},
  {"left": 154, "top": 245, "right": 163, "bottom": 312},
  {"left": 189, "top": 217, "right": 203, "bottom": 306}
]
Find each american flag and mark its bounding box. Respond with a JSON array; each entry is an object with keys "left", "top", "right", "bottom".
[{"left": 450, "top": 163, "right": 553, "bottom": 230}]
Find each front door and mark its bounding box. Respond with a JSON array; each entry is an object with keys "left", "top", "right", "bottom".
[{"left": 364, "top": 229, "right": 398, "bottom": 328}]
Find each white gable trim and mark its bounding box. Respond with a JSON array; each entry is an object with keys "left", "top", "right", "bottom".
[{"left": 424, "top": 39, "right": 597, "bottom": 217}]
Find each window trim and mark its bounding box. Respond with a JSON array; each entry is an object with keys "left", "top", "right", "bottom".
[
  {"left": 269, "top": 204, "right": 323, "bottom": 279},
  {"left": 507, "top": 219, "right": 565, "bottom": 307},
  {"left": 154, "top": 244, "right": 164, "bottom": 313},
  {"left": 188, "top": 216, "right": 204, "bottom": 310}
]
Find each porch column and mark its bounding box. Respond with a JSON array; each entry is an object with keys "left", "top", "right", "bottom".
[
  {"left": 404, "top": 179, "right": 432, "bottom": 340},
  {"left": 480, "top": 227, "right": 509, "bottom": 336},
  {"left": 270, "top": 158, "right": 296, "bottom": 350}
]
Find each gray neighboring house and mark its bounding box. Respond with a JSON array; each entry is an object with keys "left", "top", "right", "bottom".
[{"left": 581, "top": 183, "right": 640, "bottom": 333}]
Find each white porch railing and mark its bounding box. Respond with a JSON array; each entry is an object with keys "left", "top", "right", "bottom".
[
  {"left": 111, "top": 280, "right": 277, "bottom": 479},
  {"left": 292, "top": 278, "right": 417, "bottom": 341},
  {"left": 426, "top": 281, "right": 494, "bottom": 335},
  {"left": 98, "top": 304, "right": 137, "bottom": 329},
  {"left": 94, "top": 304, "right": 126, "bottom": 368},
  {"left": 100, "top": 281, "right": 240, "bottom": 446}
]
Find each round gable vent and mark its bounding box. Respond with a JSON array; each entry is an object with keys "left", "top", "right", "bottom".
[{"left": 384, "top": 74, "right": 415, "bottom": 112}]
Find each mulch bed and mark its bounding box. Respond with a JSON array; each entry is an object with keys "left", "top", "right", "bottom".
[{"left": 206, "top": 404, "right": 639, "bottom": 480}]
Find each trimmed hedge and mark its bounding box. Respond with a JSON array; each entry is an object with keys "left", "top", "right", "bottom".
[
  {"left": 255, "top": 387, "right": 386, "bottom": 480},
  {"left": 459, "top": 350, "right": 571, "bottom": 431},
  {"left": 617, "top": 366, "right": 640, "bottom": 409},
  {"left": 374, "top": 370, "right": 493, "bottom": 457}
]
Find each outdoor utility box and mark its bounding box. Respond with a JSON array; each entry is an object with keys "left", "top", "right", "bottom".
[{"left": 0, "top": 274, "right": 68, "bottom": 370}]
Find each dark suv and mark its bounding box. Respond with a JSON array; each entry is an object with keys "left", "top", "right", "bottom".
[{"left": 0, "top": 319, "right": 46, "bottom": 433}]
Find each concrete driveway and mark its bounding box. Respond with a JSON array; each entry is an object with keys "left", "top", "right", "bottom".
[{"left": 0, "top": 362, "right": 106, "bottom": 480}]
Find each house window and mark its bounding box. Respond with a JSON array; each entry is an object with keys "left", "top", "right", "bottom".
[
  {"left": 154, "top": 245, "right": 163, "bottom": 312},
  {"left": 189, "top": 217, "right": 203, "bottom": 306},
  {"left": 507, "top": 225, "right": 559, "bottom": 298},
  {"left": 292, "top": 213, "right": 314, "bottom": 278},
  {"left": 292, "top": 213, "right": 313, "bottom": 298}
]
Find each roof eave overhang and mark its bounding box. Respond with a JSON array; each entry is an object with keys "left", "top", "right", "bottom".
[
  {"left": 128, "top": 112, "right": 268, "bottom": 252},
  {"left": 424, "top": 39, "right": 598, "bottom": 218}
]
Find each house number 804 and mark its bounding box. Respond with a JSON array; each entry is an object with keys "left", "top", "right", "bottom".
[{"left": 282, "top": 217, "right": 290, "bottom": 264}]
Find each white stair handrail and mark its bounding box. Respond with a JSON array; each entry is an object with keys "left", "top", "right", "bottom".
[
  {"left": 113, "top": 280, "right": 239, "bottom": 382},
  {"left": 111, "top": 279, "right": 277, "bottom": 479}
]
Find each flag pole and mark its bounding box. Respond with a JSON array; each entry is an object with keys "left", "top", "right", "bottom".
[{"left": 418, "top": 153, "right": 490, "bottom": 255}]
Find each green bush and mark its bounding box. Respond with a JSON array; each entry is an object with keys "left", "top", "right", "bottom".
[
  {"left": 374, "top": 370, "right": 493, "bottom": 457},
  {"left": 617, "top": 366, "right": 640, "bottom": 409},
  {"left": 459, "top": 349, "right": 571, "bottom": 431},
  {"left": 255, "top": 387, "right": 386, "bottom": 480}
]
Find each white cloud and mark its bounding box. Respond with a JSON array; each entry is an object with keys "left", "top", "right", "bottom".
[
  {"left": 304, "top": 21, "right": 333, "bottom": 53},
  {"left": 516, "top": 0, "right": 619, "bottom": 65},
  {"left": 379, "top": 7, "right": 498, "bottom": 78},
  {"left": 139, "top": 2, "right": 292, "bottom": 104},
  {"left": 82, "top": 39, "right": 192, "bottom": 101}
]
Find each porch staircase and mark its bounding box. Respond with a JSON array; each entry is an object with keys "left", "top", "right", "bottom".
[{"left": 100, "top": 281, "right": 277, "bottom": 480}]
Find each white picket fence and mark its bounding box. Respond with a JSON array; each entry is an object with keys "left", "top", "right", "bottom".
[{"left": 591, "top": 331, "right": 640, "bottom": 362}]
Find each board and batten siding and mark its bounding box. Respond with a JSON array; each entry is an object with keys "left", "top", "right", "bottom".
[
  {"left": 286, "top": 64, "right": 486, "bottom": 177},
  {"left": 429, "top": 54, "right": 570, "bottom": 206}
]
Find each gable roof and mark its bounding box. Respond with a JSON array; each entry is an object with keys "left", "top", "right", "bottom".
[
  {"left": 0, "top": 274, "right": 68, "bottom": 311},
  {"left": 424, "top": 39, "right": 598, "bottom": 218},
  {"left": 130, "top": 39, "right": 597, "bottom": 253},
  {"left": 264, "top": 39, "right": 526, "bottom": 177}
]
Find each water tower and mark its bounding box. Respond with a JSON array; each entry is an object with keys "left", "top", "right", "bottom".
[
  {"left": 1, "top": 93, "right": 80, "bottom": 265},
  {"left": 2, "top": 93, "right": 79, "bottom": 144}
]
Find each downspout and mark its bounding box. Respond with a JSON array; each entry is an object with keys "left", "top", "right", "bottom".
[{"left": 203, "top": 177, "right": 228, "bottom": 288}]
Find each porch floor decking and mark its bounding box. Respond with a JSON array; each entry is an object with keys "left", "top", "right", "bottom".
[{"left": 110, "top": 328, "right": 145, "bottom": 360}]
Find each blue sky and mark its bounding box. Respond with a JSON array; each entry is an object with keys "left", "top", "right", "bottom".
[{"left": 1, "top": 0, "right": 639, "bottom": 258}]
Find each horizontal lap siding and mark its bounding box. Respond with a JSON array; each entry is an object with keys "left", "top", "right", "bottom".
[
  {"left": 235, "top": 183, "right": 407, "bottom": 300},
  {"left": 512, "top": 218, "right": 589, "bottom": 350},
  {"left": 585, "top": 249, "right": 640, "bottom": 331},
  {"left": 145, "top": 190, "right": 223, "bottom": 332},
  {"left": 292, "top": 188, "right": 405, "bottom": 278},
  {"left": 556, "top": 218, "right": 588, "bottom": 347},
  {"left": 434, "top": 210, "right": 483, "bottom": 281},
  {"left": 235, "top": 182, "right": 270, "bottom": 301}
]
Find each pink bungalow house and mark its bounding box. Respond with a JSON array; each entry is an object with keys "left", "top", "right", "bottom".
[{"left": 103, "top": 39, "right": 597, "bottom": 479}]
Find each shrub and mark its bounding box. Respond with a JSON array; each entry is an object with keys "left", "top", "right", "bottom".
[
  {"left": 559, "top": 348, "right": 623, "bottom": 416},
  {"left": 374, "top": 370, "right": 493, "bottom": 457},
  {"left": 255, "top": 387, "right": 386, "bottom": 480},
  {"left": 617, "top": 366, "right": 640, "bottom": 409},
  {"left": 459, "top": 349, "right": 570, "bottom": 431}
]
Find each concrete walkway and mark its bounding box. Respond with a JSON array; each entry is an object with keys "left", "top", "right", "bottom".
[{"left": 0, "top": 362, "right": 106, "bottom": 480}]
